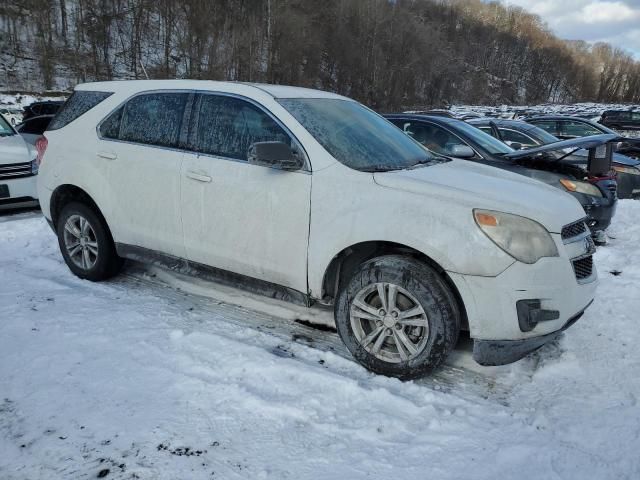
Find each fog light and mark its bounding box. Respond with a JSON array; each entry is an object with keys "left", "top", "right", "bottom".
[{"left": 517, "top": 299, "right": 560, "bottom": 332}]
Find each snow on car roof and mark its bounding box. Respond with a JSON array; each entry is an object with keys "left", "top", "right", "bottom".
[{"left": 74, "top": 80, "right": 346, "bottom": 100}]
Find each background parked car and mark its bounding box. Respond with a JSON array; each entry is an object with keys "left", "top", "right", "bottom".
[
  {"left": 22, "top": 100, "right": 64, "bottom": 121},
  {"left": 600, "top": 110, "right": 640, "bottom": 131},
  {"left": 525, "top": 115, "right": 640, "bottom": 159},
  {"left": 15, "top": 115, "right": 54, "bottom": 145},
  {"left": 0, "top": 108, "right": 23, "bottom": 126},
  {"left": 385, "top": 114, "right": 617, "bottom": 242},
  {"left": 469, "top": 118, "right": 640, "bottom": 199},
  {"left": 0, "top": 113, "right": 39, "bottom": 209}
]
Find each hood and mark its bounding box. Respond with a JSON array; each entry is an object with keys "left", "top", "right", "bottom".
[
  {"left": 0, "top": 134, "right": 34, "bottom": 165},
  {"left": 503, "top": 134, "right": 620, "bottom": 160},
  {"left": 373, "top": 159, "right": 585, "bottom": 234}
]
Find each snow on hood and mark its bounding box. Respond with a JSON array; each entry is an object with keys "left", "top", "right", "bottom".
[
  {"left": 373, "top": 159, "right": 585, "bottom": 233},
  {"left": 0, "top": 133, "right": 33, "bottom": 165}
]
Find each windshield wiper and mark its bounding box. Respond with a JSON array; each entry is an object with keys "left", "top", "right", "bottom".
[{"left": 407, "top": 156, "right": 443, "bottom": 169}]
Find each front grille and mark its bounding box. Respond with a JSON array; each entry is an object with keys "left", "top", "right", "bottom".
[
  {"left": 572, "top": 255, "right": 594, "bottom": 281},
  {"left": 561, "top": 220, "right": 587, "bottom": 241},
  {"left": 0, "top": 162, "right": 33, "bottom": 180}
]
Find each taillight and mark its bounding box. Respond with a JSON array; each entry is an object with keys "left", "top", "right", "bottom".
[{"left": 35, "top": 136, "right": 48, "bottom": 166}]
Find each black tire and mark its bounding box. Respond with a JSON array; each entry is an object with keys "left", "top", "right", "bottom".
[
  {"left": 56, "top": 202, "right": 123, "bottom": 281},
  {"left": 335, "top": 255, "right": 460, "bottom": 380}
]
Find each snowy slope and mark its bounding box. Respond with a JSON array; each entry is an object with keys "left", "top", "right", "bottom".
[{"left": 0, "top": 205, "right": 639, "bottom": 479}]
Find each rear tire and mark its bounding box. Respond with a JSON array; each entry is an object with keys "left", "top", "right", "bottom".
[
  {"left": 335, "top": 255, "right": 460, "bottom": 380},
  {"left": 56, "top": 202, "right": 123, "bottom": 281}
]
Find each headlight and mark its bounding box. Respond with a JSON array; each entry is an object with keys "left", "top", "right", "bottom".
[
  {"left": 473, "top": 210, "right": 559, "bottom": 264},
  {"left": 30, "top": 158, "right": 39, "bottom": 175},
  {"left": 559, "top": 179, "right": 603, "bottom": 197},
  {"left": 613, "top": 165, "right": 640, "bottom": 176}
]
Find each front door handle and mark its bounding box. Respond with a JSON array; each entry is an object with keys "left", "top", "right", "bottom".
[
  {"left": 97, "top": 151, "right": 117, "bottom": 160},
  {"left": 186, "top": 170, "right": 212, "bottom": 183}
]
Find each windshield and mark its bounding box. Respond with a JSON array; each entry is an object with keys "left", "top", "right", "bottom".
[
  {"left": 277, "top": 98, "right": 438, "bottom": 171},
  {"left": 453, "top": 121, "right": 514, "bottom": 155},
  {"left": 0, "top": 114, "right": 15, "bottom": 136}
]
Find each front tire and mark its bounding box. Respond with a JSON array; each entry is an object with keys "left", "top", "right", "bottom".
[
  {"left": 56, "top": 202, "right": 123, "bottom": 281},
  {"left": 335, "top": 255, "right": 460, "bottom": 380}
]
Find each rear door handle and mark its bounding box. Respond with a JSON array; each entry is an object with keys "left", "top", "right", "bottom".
[
  {"left": 186, "top": 170, "right": 212, "bottom": 183},
  {"left": 97, "top": 151, "right": 117, "bottom": 160}
]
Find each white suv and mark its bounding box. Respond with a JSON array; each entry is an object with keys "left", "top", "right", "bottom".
[
  {"left": 37, "top": 81, "right": 597, "bottom": 379},
  {"left": 0, "top": 113, "right": 39, "bottom": 209}
]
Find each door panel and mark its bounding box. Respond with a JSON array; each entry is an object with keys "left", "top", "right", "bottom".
[
  {"left": 180, "top": 94, "right": 311, "bottom": 292},
  {"left": 181, "top": 155, "right": 310, "bottom": 291},
  {"left": 98, "top": 91, "right": 190, "bottom": 258}
]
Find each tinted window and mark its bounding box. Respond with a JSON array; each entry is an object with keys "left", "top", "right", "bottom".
[
  {"left": 191, "top": 95, "right": 290, "bottom": 160},
  {"left": 99, "top": 106, "right": 124, "bottom": 139},
  {"left": 118, "top": 92, "right": 188, "bottom": 148},
  {"left": 560, "top": 120, "right": 601, "bottom": 137},
  {"left": 449, "top": 121, "right": 514, "bottom": 155},
  {"left": 278, "top": 99, "right": 437, "bottom": 171},
  {"left": 477, "top": 126, "right": 494, "bottom": 136},
  {"left": 397, "top": 121, "right": 475, "bottom": 156},
  {"left": 632, "top": 112, "right": 640, "bottom": 121},
  {"left": 529, "top": 120, "right": 559, "bottom": 135},
  {"left": 499, "top": 128, "right": 538, "bottom": 147},
  {"left": 48, "top": 91, "right": 112, "bottom": 130},
  {"left": 0, "top": 115, "right": 14, "bottom": 135},
  {"left": 18, "top": 116, "right": 52, "bottom": 135}
]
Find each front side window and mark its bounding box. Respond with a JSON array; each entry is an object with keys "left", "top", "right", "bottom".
[
  {"left": 278, "top": 99, "right": 437, "bottom": 171},
  {"left": 559, "top": 120, "right": 602, "bottom": 138},
  {"left": 191, "top": 95, "right": 290, "bottom": 161},
  {"left": 48, "top": 91, "right": 112, "bottom": 131},
  {"left": 110, "top": 92, "right": 188, "bottom": 148}
]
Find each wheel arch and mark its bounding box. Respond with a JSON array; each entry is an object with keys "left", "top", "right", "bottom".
[
  {"left": 50, "top": 184, "right": 112, "bottom": 238},
  {"left": 320, "top": 241, "right": 468, "bottom": 330}
]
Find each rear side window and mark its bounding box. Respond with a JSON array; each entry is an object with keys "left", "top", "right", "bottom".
[
  {"left": 48, "top": 91, "right": 113, "bottom": 131},
  {"left": 116, "top": 93, "right": 188, "bottom": 148},
  {"left": 190, "top": 94, "right": 290, "bottom": 160},
  {"left": 99, "top": 93, "right": 189, "bottom": 148},
  {"left": 559, "top": 120, "right": 601, "bottom": 137},
  {"left": 530, "top": 120, "right": 558, "bottom": 135}
]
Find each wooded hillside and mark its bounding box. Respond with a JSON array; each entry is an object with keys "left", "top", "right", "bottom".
[{"left": 1, "top": 0, "right": 639, "bottom": 109}]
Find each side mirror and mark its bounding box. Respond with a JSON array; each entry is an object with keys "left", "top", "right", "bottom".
[
  {"left": 448, "top": 144, "right": 475, "bottom": 159},
  {"left": 248, "top": 141, "right": 303, "bottom": 171},
  {"left": 507, "top": 142, "right": 523, "bottom": 150}
]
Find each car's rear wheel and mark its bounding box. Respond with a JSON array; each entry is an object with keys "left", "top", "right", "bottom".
[
  {"left": 335, "top": 255, "right": 460, "bottom": 379},
  {"left": 56, "top": 202, "right": 123, "bottom": 281}
]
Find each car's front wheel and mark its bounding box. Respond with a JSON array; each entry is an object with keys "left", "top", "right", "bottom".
[
  {"left": 56, "top": 202, "right": 123, "bottom": 281},
  {"left": 335, "top": 255, "right": 460, "bottom": 380}
]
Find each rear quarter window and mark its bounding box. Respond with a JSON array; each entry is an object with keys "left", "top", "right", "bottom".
[{"left": 48, "top": 91, "right": 113, "bottom": 131}]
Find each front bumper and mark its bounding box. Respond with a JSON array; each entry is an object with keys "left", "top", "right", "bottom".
[
  {"left": 472, "top": 301, "right": 591, "bottom": 366},
  {"left": 447, "top": 231, "right": 597, "bottom": 364},
  {"left": 0, "top": 175, "right": 39, "bottom": 209}
]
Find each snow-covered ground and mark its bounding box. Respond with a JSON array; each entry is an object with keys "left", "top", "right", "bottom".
[{"left": 1, "top": 204, "right": 639, "bottom": 479}]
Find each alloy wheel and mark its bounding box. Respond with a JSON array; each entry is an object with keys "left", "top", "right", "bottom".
[
  {"left": 349, "top": 282, "right": 430, "bottom": 364},
  {"left": 63, "top": 214, "right": 99, "bottom": 270}
]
